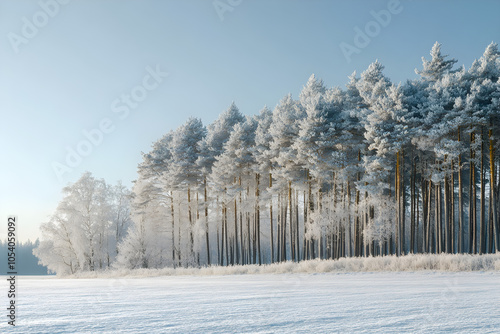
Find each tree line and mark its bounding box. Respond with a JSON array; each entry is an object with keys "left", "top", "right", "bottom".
[
  {"left": 35, "top": 42, "right": 500, "bottom": 273},
  {"left": 1, "top": 239, "right": 49, "bottom": 275}
]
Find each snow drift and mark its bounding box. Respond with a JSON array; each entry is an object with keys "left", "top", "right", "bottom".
[{"left": 68, "top": 253, "right": 500, "bottom": 278}]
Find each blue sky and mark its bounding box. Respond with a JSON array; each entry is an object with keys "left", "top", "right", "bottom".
[{"left": 1, "top": 0, "right": 499, "bottom": 242}]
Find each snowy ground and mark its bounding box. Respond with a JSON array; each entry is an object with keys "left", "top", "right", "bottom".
[
  {"left": 70, "top": 253, "right": 500, "bottom": 278},
  {"left": 1, "top": 272, "right": 499, "bottom": 333}
]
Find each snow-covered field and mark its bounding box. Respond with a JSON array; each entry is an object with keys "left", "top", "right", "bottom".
[{"left": 2, "top": 271, "right": 499, "bottom": 333}]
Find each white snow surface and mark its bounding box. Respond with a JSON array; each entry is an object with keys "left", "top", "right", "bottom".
[{"left": 2, "top": 271, "right": 500, "bottom": 333}]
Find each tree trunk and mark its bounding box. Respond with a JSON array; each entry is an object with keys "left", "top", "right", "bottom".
[
  {"left": 480, "top": 128, "right": 486, "bottom": 254},
  {"left": 188, "top": 187, "right": 194, "bottom": 260},
  {"left": 346, "top": 180, "right": 352, "bottom": 258},
  {"left": 171, "top": 194, "right": 176, "bottom": 268},
  {"left": 178, "top": 199, "right": 182, "bottom": 267},
  {"left": 427, "top": 180, "right": 432, "bottom": 253},
  {"left": 234, "top": 190, "right": 239, "bottom": 264},
  {"left": 401, "top": 150, "right": 406, "bottom": 255},
  {"left": 444, "top": 166, "right": 449, "bottom": 253},
  {"left": 458, "top": 127, "right": 464, "bottom": 253},
  {"left": 450, "top": 160, "right": 455, "bottom": 253},
  {"left": 288, "top": 181, "right": 294, "bottom": 261},
  {"left": 204, "top": 178, "right": 210, "bottom": 266},
  {"left": 303, "top": 189, "right": 307, "bottom": 260},
  {"left": 436, "top": 182, "right": 442, "bottom": 253},
  {"left": 411, "top": 156, "right": 415, "bottom": 253},
  {"left": 295, "top": 189, "right": 300, "bottom": 261},
  {"left": 396, "top": 151, "right": 400, "bottom": 256},
  {"left": 489, "top": 127, "right": 498, "bottom": 252},
  {"left": 277, "top": 193, "right": 281, "bottom": 262},
  {"left": 256, "top": 173, "right": 261, "bottom": 265},
  {"left": 220, "top": 203, "right": 224, "bottom": 266},
  {"left": 240, "top": 183, "right": 244, "bottom": 264},
  {"left": 470, "top": 131, "right": 477, "bottom": 253},
  {"left": 282, "top": 191, "right": 287, "bottom": 261},
  {"left": 269, "top": 173, "right": 274, "bottom": 263},
  {"left": 224, "top": 204, "right": 229, "bottom": 266},
  {"left": 247, "top": 209, "right": 252, "bottom": 264},
  {"left": 422, "top": 177, "right": 428, "bottom": 253}
]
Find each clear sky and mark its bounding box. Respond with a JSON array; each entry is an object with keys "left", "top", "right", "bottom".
[{"left": 1, "top": 0, "right": 499, "bottom": 242}]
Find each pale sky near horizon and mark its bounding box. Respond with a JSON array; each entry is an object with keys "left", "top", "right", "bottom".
[{"left": 1, "top": 0, "right": 499, "bottom": 242}]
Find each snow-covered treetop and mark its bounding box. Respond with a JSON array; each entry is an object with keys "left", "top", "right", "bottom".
[
  {"left": 300, "top": 74, "right": 326, "bottom": 110},
  {"left": 167, "top": 117, "right": 206, "bottom": 189},
  {"left": 416, "top": 42, "right": 457, "bottom": 82},
  {"left": 196, "top": 102, "right": 244, "bottom": 175},
  {"left": 139, "top": 130, "right": 174, "bottom": 178},
  {"left": 469, "top": 42, "right": 500, "bottom": 82},
  {"left": 254, "top": 106, "right": 273, "bottom": 174}
]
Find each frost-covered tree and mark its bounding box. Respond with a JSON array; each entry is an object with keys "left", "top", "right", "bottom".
[
  {"left": 110, "top": 181, "right": 132, "bottom": 254},
  {"left": 268, "top": 94, "right": 305, "bottom": 261},
  {"left": 212, "top": 116, "right": 258, "bottom": 265},
  {"left": 197, "top": 102, "right": 245, "bottom": 176},
  {"left": 33, "top": 212, "right": 80, "bottom": 275},
  {"left": 354, "top": 61, "right": 406, "bottom": 255},
  {"left": 167, "top": 117, "right": 206, "bottom": 264},
  {"left": 114, "top": 176, "right": 168, "bottom": 269},
  {"left": 253, "top": 106, "right": 275, "bottom": 262},
  {"left": 415, "top": 42, "right": 458, "bottom": 82},
  {"left": 197, "top": 103, "right": 244, "bottom": 265},
  {"left": 34, "top": 172, "right": 130, "bottom": 274}
]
